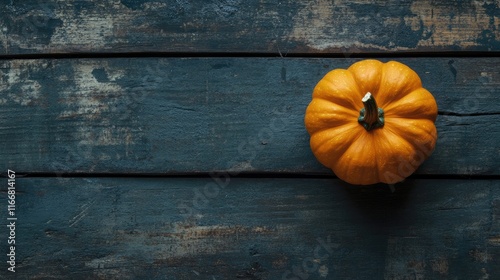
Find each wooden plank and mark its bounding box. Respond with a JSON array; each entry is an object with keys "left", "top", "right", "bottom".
[
  {"left": 1, "top": 177, "right": 498, "bottom": 278},
  {"left": 1, "top": 57, "right": 499, "bottom": 175},
  {"left": 1, "top": 0, "right": 500, "bottom": 55}
]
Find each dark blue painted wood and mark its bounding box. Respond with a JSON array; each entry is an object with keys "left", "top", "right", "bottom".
[
  {"left": 0, "top": 177, "right": 498, "bottom": 279},
  {"left": 0, "top": 0, "right": 499, "bottom": 55},
  {"left": 0, "top": 58, "right": 499, "bottom": 175},
  {"left": 0, "top": 2, "right": 499, "bottom": 279}
]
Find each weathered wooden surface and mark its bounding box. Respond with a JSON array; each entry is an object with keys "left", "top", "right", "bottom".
[
  {"left": 1, "top": 0, "right": 500, "bottom": 55},
  {"left": 0, "top": 57, "right": 499, "bottom": 176},
  {"left": 1, "top": 1, "right": 500, "bottom": 279},
  {"left": 0, "top": 177, "right": 498, "bottom": 279}
]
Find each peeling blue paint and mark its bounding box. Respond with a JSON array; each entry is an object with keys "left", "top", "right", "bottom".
[
  {"left": 476, "top": 30, "right": 500, "bottom": 50},
  {"left": 120, "top": 0, "right": 146, "bottom": 10},
  {"left": 92, "top": 68, "right": 109, "bottom": 83},
  {"left": 482, "top": 1, "right": 500, "bottom": 30},
  {"left": 1, "top": 5, "right": 62, "bottom": 48},
  {"left": 0, "top": 1, "right": 498, "bottom": 54}
]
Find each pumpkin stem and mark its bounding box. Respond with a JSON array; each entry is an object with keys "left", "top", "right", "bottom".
[{"left": 358, "top": 92, "right": 384, "bottom": 131}]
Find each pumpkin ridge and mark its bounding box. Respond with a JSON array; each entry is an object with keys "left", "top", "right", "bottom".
[
  {"left": 310, "top": 123, "right": 363, "bottom": 151},
  {"left": 347, "top": 59, "right": 384, "bottom": 98},
  {"left": 370, "top": 132, "right": 383, "bottom": 183},
  {"left": 382, "top": 125, "right": 421, "bottom": 154},
  {"left": 385, "top": 119, "right": 437, "bottom": 153},
  {"left": 306, "top": 117, "right": 355, "bottom": 137},
  {"left": 383, "top": 121, "right": 436, "bottom": 166},
  {"left": 371, "top": 131, "right": 389, "bottom": 183},
  {"left": 313, "top": 70, "right": 364, "bottom": 111},
  {"left": 308, "top": 97, "right": 361, "bottom": 116},
  {"left": 305, "top": 99, "right": 358, "bottom": 134},
  {"left": 375, "top": 126, "right": 418, "bottom": 183},
  {"left": 385, "top": 112, "right": 437, "bottom": 120},
  {"left": 311, "top": 124, "right": 364, "bottom": 167},
  {"left": 376, "top": 61, "right": 423, "bottom": 107},
  {"left": 334, "top": 132, "right": 378, "bottom": 185},
  {"left": 383, "top": 88, "right": 438, "bottom": 121}
]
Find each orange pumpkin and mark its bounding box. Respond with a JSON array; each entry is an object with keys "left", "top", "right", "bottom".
[{"left": 304, "top": 59, "right": 438, "bottom": 185}]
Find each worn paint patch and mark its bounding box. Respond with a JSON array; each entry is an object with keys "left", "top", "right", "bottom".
[
  {"left": 488, "top": 236, "right": 500, "bottom": 246},
  {"left": 0, "top": 3, "right": 63, "bottom": 53},
  {"left": 318, "top": 264, "right": 329, "bottom": 277},
  {"left": 58, "top": 61, "right": 123, "bottom": 120},
  {"left": 409, "top": 0, "right": 500, "bottom": 49},
  {"left": 288, "top": 1, "right": 349, "bottom": 51},
  {"left": 142, "top": 2, "right": 169, "bottom": 10},
  {"left": 85, "top": 255, "right": 134, "bottom": 280},
  {"left": 201, "top": 0, "right": 242, "bottom": 19},
  {"left": 228, "top": 161, "right": 255, "bottom": 172},
  {"left": 430, "top": 258, "right": 448, "bottom": 275},
  {"left": 115, "top": 223, "right": 290, "bottom": 262},
  {"left": 287, "top": 1, "right": 409, "bottom": 51},
  {"left": 57, "top": 61, "right": 136, "bottom": 148},
  {"left": 480, "top": 268, "right": 490, "bottom": 280},
  {"left": 469, "top": 249, "right": 493, "bottom": 263},
  {"left": 288, "top": 0, "right": 500, "bottom": 51},
  {"left": 0, "top": 60, "right": 45, "bottom": 106},
  {"left": 49, "top": 3, "right": 132, "bottom": 51}
]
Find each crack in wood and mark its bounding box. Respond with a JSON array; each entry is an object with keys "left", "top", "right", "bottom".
[{"left": 438, "top": 110, "right": 500, "bottom": 117}]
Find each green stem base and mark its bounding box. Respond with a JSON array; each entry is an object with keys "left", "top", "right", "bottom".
[{"left": 358, "top": 92, "right": 384, "bottom": 131}]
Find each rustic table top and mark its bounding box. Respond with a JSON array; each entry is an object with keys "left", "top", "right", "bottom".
[{"left": 1, "top": 1, "right": 499, "bottom": 279}]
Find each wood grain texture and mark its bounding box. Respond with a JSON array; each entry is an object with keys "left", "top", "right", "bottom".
[
  {"left": 1, "top": 57, "right": 499, "bottom": 176},
  {"left": 1, "top": 177, "right": 498, "bottom": 279},
  {"left": 1, "top": 0, "right": 499, "bottom": 55},
  {"left": 1, "top": 2, "right": 498, "bottom": 280}
]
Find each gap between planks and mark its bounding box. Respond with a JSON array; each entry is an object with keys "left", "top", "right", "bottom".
[
  {"left": 1, "top": 51, "right": 500, "bottom": 61},
  {"left": 2, "top": 172, "right": 500, "bottom": 181}
]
